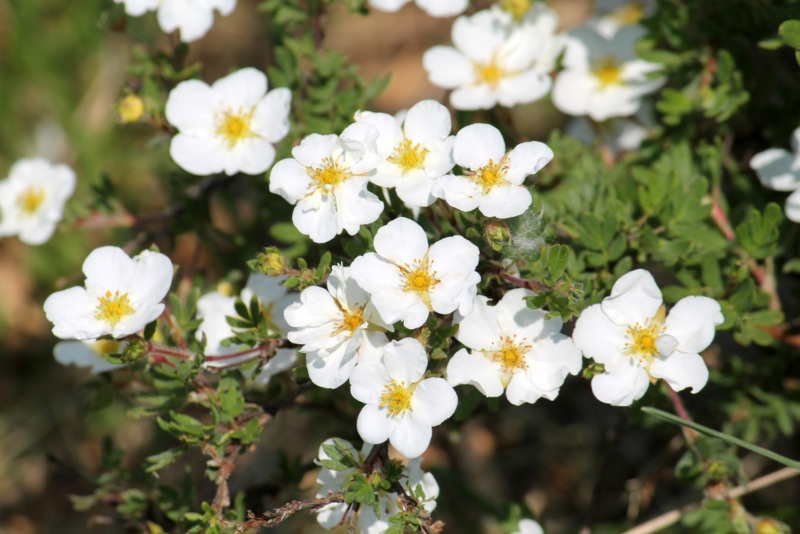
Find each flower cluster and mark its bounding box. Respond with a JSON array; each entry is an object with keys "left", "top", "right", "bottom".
[
  {"left": 270, "top": 99, "right": 553, "bottom": 243},
  {"left": 422, "top": 0, "right": 663, "bottom": 142}
]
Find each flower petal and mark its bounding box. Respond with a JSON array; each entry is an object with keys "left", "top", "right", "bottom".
[
  {"left": 650, "top": 351, "right": 709, "bottom": 393},
  {"left": 600, "top": 269, "right": 663, "bottom": 326},
  {"left": 357, "top": 403, "right": 395, "bottom": 444},
  {"left": 663, "top": 296, "right": 723, "bottom": 353},
  {"left": 591, "top": 359, "right": 650, "bottom": 406},
  {"left": 390, "top": 413, "right": 432, "bottom": 458},
  {"left": 411, "top": 377, "right": 457, "bottom": 426},
  {"left": 453, "top": 124, "right": 506, "bottom": 170},
  {"left": 446, "top": 348, "right": 505, "bottom": 397}
]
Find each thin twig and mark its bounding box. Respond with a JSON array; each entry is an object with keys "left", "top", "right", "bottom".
[{"left": 621, "top": 467, "right": 800, "bottom": 534}]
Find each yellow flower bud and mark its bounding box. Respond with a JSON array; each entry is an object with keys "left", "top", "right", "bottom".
[{"left": 118, "top": 94, "right": 145, "bottom": 124}]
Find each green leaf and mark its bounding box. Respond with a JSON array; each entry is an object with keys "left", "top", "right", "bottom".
[
  {"left": 734, "top": 203, "right": 782, "bottom": 260},
  {"left": 779, "top": 20, "right": 800, "bottom": 49},
  {"left": 641, "top": 407, "right": 800, "bottom": 470}
]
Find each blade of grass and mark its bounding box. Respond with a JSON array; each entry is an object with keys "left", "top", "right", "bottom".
[{"left": 641, "top": 407, "right": 800, "bottom": 470}]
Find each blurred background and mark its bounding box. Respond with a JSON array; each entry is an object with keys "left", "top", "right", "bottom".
[{"left": 1, "top": 1, "right": 798, "bottom": 533}]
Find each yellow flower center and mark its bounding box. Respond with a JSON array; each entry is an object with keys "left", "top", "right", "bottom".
[
  {"left": 215, "top": 107, "right": 257, "bottom": 149},
  {"left": 95, "top": 290, "right": 135, "bottom": 328},
  {"left": 388, "top": 139, "right": 428, "bottom": 173},
  {"left": 611, "top": 2, "right": 645, "bottom": 25},
  {"left": 475, "top": 62, "right": 505, "bottom": 87},
  {"left": 472, "top": 158, "right": 509, "bottom": 193},
  {"left": 501, "top": 0, "right": 531, "bottom": 20},
  {"left": 400, "top": 257, "right": 440, "bottom": 311},
  {"left": 336, "top": 304, "right": 365, "bottom": 335},
  {"left": 17, "top": 186, "right": 46, "bottom": 215},
  {"left": 118, "top": 94, "right": 145, "bottom": 123},
  {"left": 593, "top": 57, "right": 624, "bottom": 88},
  {"left": 311, "top": 157, "right": 349, "bottom": 189},
  {"left": 624, "top": 305, "right": 666, "bottom": 367},
  {"left": 380, "top": 380, "right": 414, "bottom": 416},
  {"left": 92, "top": 339, "right": 121, "bottom": 356},
  {"left": 491, "top": 336, "right": 531, "bottom": 371}
]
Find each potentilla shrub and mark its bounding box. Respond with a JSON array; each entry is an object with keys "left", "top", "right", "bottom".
[{"left": 6, "top": 0, "right": 800, "bottom": 532}]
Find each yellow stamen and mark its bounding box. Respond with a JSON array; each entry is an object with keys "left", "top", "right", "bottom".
[
  {"left": 501, "top": 0, "right": 531, "bottom": 20},
  {"left": 471, "top": 158, "right": 509, "bottom": 193},
  {"left": 624, "top": 305, "right": 666, "bottom": 370},
  {"left": 95, "top": 290, "right": 135, "bottom": 328},
  {"left": 475, "top": 62, "right": 505, "bottom": 87},
  {"left": 335, "top": 304, "right": 365, "bottom": 335},
  {"left": 16, "top": 186, "right": 46, "bottom": 215},
  {"left": 400, "top": 257, "right": 440, "bottom": 311},
  {"left": 310, "top": 157, "right": 349, "bottom": 189},
  {"left": 380, "top": 380, "right": 414, "bottom": 416},
  {"left": 593, "top": 57, "right": 624, "bottom": 88},
  {"left": 388, "top": 139, "right": 428, "bottom": 173},
  {"left": 215, "top": 107, "right": 257, "bottom": 149},
  {"left": 92, "top": 339, "right": 121, "bottom": 356},
  {"left": 491, "top": 336, "right": 531, "bottom": 371}
]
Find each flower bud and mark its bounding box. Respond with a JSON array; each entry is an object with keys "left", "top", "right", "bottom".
[
  {"left": 254, "top": 247, "right": 287, "bottom": 276},
  {"left": 118, "top": 94, "right": 145, "bottom": 123},
  {"left": 485, "top": 221, "right": 511, "bottom": 252},
  {"left": 122, "top": 337, "right": 149, "bottom": 362}
]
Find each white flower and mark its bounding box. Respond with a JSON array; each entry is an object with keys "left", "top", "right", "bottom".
[
  {"left": 512, "top": 519, "right": 545, "bottom": 534},
  {"left": 166, "top": 68, "right": 291, "bottom": 176},
  {"left": 269, "top": 123, "right": 384, "bottom": 243},
  {"left": 552, "top": 25, "right": 663, "bottom": 121},
  {"left": 44, "top": 246, "right": 174, "bottom": 340},
  {"left": 369, "top": 0, "right": 466, "bottom": 17},
  {"left": 315, "top": 438, "right": 439, "bottom": 533},
  {"left": 591, "top": 0, "right": 654, "bottom": 38},
  {"left": 565, "top": 103, "right": 655, "bottom": 153},
  {"left": 749, "top": 126, "right": 800, "bottom": 222},
  {"left": 54, "top": 339, "right": 127, "bottom": 374},
  {"left": 432, "top": 124, "right": 553, "bottom": 218},
  {"left": 196, "top": 274, "right": 298, "bottom": 381},
  {"left": 284, "top": 265, "right": 392, "bottom": 389},
  {"left": 423, "top": 6, "right": 563, "bottom": 110},
  {"left": 350, "top": 217, "right": 481, "bottom": 329},
  {"left": 0, "top": 158, "right": 76, "bottom": 245},
  {"left": 355, "top": 100, "right": 455, "bottom": 208},
  {"left": 113, "top": 0, "right": 236, "bottom": 42},
  {"left": 350, "top": 338, "right": 458, "bottom": 458},
  {"left": 572, "top": 269, "right": 724, "bottom": 406},
  {"left": 446, "top": 289, "right": 582, "bottom": 405}
]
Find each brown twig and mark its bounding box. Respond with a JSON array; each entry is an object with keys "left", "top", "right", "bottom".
[{"left": 231, "top": 492, "right": 345, "bottom": 532}]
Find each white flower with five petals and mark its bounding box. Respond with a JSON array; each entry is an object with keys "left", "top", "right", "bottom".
[
  {"left": 355, "top": 100, "right": 455, "bottom": 208},
  {"left": 749, "top": 126, "right": 800, "bottom": 222},
  {"left": 43, "top": 246, "right": 174, "bottom": 340},
  {"left": 284, "top": 265, "right": 392, "bottom": 389},
  {"left": 166, "top": 68, "right": 291, "bottom": 176},
  {"left": 446, "top": 289, "right": 582, "bottom": 405},
  {"left": 0, "top": 158, "right": 76, "bottom": 245},
  {"left": 113, "top": 0, "right": 236, "bottom": 42},
  {"left": 350, "top": 338, "right": 458, "bottom": 458},
  {"left": 423, "top": 6, "right": 563, "bottom": 110},
  {"left": 269, "top": 123, "right": 384, "bottom": 243},
  {"left": 552, "top": 25, "right": 663, "bottom": 121},
  {"left": 350, "top": 217, "right": 480, "bottom": 329},
  {"left": 433, "top": 124, "right": 553, "bottom": 218},
  {"left": 368, "top": 0, "right": 466, "bottom": 18},
  {"left": 572, "top": 269, "right": 724, "bottom": 406}
]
